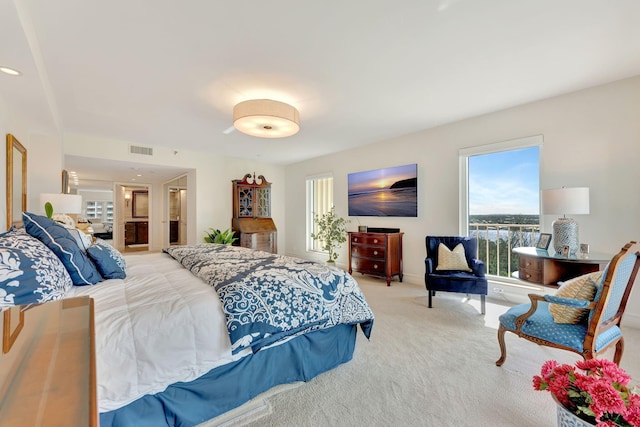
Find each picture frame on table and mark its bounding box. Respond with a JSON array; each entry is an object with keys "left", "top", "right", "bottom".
[
  {"left": 536, "top": 233, "right": 552, "bottom": 250},
  {"left": 579, "top": 243, "right": 590, "bottom": 258}
]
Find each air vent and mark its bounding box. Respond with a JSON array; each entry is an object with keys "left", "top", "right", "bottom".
[{"left": 129, "top": 145, "right": 153, "bottom": 156}]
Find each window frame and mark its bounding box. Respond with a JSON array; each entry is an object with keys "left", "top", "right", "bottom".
[
  {"left": 458, "top": 134, "right": 544, "bottom": 236},
  {"left": 306, "top": 173, "right": 334, "bottom": 253}
]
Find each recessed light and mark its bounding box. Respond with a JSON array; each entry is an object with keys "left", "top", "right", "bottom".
[
  {"left": 136, "top": 174, "right": 142, "bottom": 177},
  {"left": 0, "top": 66, "right": 22, "bottom": 76}
]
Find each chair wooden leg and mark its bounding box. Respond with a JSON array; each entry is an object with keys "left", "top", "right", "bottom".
[
  {"left": 614, "top": 337, "right": 625, "bottom": 365},
  {"left": 428, "top": 290, "right": 433, "bottom": 308},
  {"left": 481, "top": 295, "right": 486, "bottom": 315},
  {"left": 496, "top": 324, "right": 507, "bottom": 366}
]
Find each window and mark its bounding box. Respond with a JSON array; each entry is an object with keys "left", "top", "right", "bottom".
[
  {"left": 459, "top": 135, "right": 542, "bottom": 280},
  {"left": 306, "top": 174, "right": 333, "bottom": 252},
  {"left": 85, "top": 201, "right": 113, "bottom": 223}
]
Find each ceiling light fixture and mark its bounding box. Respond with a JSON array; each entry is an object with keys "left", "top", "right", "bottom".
[
  {"left": 0, "top": 66, "right": 21, "bottom": 76},
  {"left": 233, "top": 99, "right": 300, "bottom": 138}
]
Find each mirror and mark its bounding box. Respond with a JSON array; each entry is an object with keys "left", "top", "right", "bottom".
[
  {"left": 132, "top": 190, "right": 149, "bottom": 218},
  {"left": 6, "top": 134, "right": 27, "bottom": 229}
]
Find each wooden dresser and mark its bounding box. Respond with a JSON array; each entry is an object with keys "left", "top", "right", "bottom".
[
  {"left": 348, "top": 231, "right": 404, "bottom": 286},
  {"left": 513, "top": 247, "right": 610, "bottom": 287},
  {"left": 0, "top": 297, "right": 98, "bottom": 426},
  {"left": 124, "top": 221, "right": 148, "bottom": 245},
  {"left": 232, "top": 173, "right": 277, "bottom": 253}
]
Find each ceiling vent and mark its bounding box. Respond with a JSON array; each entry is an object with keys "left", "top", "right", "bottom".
[{"left": 129, "top": 145, "right": 153, "bottom": 156}]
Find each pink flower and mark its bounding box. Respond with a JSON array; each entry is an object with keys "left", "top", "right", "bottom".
[
  {"left": 541, "top": 359, "right": 559, "bottom": 377},
  {"left": 589, "top": 382, "right": 626, "bottom": 420},
  {"left": 534, "top": 359, "right": 640, "bottom": 427}
]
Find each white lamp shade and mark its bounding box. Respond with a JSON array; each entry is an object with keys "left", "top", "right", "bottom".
[
  {"left": 39, "top": 193, "right": 83, "bottom": 214},
  {"left": 541, "top": 187, "right": 590, "bottom": 216},
  {"left": 233, "top": 99, "right": 300, "bottom": 138}
]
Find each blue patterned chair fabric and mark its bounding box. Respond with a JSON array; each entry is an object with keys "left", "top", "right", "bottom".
[
  {"left": 496, "top": 241, "right": 640, "bottom": 366},
  {"left": 424, "top": 236, "right": 488, "bottom": 314}
]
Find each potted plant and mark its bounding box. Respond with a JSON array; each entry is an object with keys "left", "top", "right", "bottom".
[
  {"left": 533, "top": 359, "right": 640, "bottom": 426},
  {"left": 310, "top": 206, "right": 349, "bottom": 263},
  {"left": 204, "top": 228, "right": 238, "bottom": 245}
]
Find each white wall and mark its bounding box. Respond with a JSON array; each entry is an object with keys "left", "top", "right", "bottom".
[
  {"left": 283, "top": 75, "right": 640, "bottom": 327},
  {"left": 0, "top": 95, "right": 64, "bottom": 231},
  {"left": 63, "top": 133, "right": 286, "bottom": 252}
]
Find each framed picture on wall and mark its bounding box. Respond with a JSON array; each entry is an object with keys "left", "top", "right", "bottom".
[
  {"left": 132, "top": 190, "right": 149, "bottom": 218},
  {"left": 536, "top": 233, "right": 552, "bottom": 250}
]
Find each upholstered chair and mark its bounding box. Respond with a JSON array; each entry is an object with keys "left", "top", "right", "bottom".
[
  {"left": 424, "top": 236, "right": 488, "bottom": 314},
  {"left": 496, "top": 241, "right": 640, "bottom": 366}
]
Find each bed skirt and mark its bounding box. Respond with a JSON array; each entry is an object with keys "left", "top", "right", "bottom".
[{"left": 100, "top": 323, "right": 357, "bottom": 427}]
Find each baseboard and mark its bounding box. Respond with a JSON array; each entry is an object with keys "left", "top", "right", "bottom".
[{"left": 624, "top": 313, "right": 640, "bottom": 330}]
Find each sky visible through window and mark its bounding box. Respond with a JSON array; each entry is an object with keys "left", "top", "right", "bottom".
[{"left": 468, "top": 147, "right": 540, "bottom": 215}]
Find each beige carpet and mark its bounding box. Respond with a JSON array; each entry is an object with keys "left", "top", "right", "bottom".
[{"left": 207, "top": 276, "right": 640, "bottom": 427}]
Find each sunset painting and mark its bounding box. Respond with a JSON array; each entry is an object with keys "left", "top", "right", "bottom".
[{"left": 348, "top": 164, "right": 417, "bottom": 217}]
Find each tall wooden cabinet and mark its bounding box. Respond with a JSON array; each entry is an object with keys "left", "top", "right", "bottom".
[{"left": 232, "top": 173, "right": 277, "bottom": 253}]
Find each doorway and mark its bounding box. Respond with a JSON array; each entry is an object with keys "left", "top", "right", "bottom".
[
  {"left": 115, "top": 183, "right": 151, "bottom": 253},
  {"left": 166, "top": 175, "right": 188, "bottom": 246}
]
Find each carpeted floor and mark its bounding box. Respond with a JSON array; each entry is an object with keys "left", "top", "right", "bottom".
[{"left": 207, "top": 276, "right": 640, "bottom": 427}]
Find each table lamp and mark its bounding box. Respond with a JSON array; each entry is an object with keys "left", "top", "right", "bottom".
[
  {"left": 541, "top": 187, "right": 589, "bottom": 255},
  {"left": 39, "top": 193, "right": 82, "bottom": 226}
]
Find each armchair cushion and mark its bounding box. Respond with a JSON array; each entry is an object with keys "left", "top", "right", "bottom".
[
  {"left": 436, "top": 243, "right": 472, "bottom": 272},
  {"left": 549, "top": 271, "right": 600, "bottom": 324},
  {"left": 498, "top": 301, "right": 622, "bottom": 353}
]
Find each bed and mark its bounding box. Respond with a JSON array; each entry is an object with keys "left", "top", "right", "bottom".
[{"left": 1, "top": 214, "right": 374, "bottom": 427}]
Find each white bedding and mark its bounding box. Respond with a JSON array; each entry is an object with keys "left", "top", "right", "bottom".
[{"left": 66, "top": 252, "right": 249, "bottom": 412}]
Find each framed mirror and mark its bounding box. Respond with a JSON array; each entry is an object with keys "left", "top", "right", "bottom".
[
  {"left": 132, "top": 190, "right": 149, "bottom": 218},
  {"left": 6, "top": 134, "right": 27, "bottom": 229}
]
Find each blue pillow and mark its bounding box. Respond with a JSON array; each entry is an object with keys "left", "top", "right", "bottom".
[
  {"left": 23, "top": 212, "right": 103, "bottom": 285},
  {"left": 0, "top": 227, "right": 73, "bottom": 307},
  {"left": 87, "top": 239, "right": 126, "bottom": 280}
]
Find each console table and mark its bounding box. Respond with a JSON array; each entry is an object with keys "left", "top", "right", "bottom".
[
  {"left": 513, "top": 247, "right": 611, "bottom": 287},
  {"left": 0, "top": 297, "right": 98, "bottom": 426},
  {"left": 348, "top": 231, "right": 403, "bottom": 286}
]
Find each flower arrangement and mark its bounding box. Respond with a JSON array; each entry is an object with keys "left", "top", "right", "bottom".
[{"left": 533, "top": 359, "right": 640, "bottom": 426}]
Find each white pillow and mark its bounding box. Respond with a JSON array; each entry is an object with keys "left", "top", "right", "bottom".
[
  {"left": 67, "top": 228, "right": 93, "bottom": 252},
  {"left": 52, "top": 213, "right": 76, "bottom": 228},
  {"left": 436, "top": 243, "right": 472, "bottom": 272}
]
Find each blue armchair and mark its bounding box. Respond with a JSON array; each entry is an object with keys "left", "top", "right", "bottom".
[
  {"left": 425, "top": 236, "right": 488, "bottom": 314},
  {"left": 496, "top": 241, "right": 640, "bottom": 366}
]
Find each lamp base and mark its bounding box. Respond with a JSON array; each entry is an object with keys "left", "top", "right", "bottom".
[{"left": 552, "top": 218, "right": 579, "bottom": 255}]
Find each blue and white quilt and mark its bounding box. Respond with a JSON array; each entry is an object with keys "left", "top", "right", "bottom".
[{"left": 163, "top": 244, "right": 374, "bottom": 354}]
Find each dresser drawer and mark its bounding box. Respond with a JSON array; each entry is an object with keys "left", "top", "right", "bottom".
[
  {"left": 351, "top": 244, "right": 386, "bottom": 259},
  {"left": 350, "top": 233, "right": 386, "bottom": 246},
  {"left": 519, "top": 268, "right": 542, "bottom": 283},
  {"left": 352, "top": 258, "right": 386, "bottom": 274},
  {"left": 519, "top": 256, "right": 542, "bottom": 271}
]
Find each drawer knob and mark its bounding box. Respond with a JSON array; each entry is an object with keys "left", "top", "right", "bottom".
[
  {"left": 373, "top": 264, "right": 378, "bottom": 269},
  {"left": 373, "top": 250, "right": 378, "bottom": 255},
  {"left": 373, "top": 239, "right": 378, "bottom": 244},
  {"left": 354, "top": 248, "right": 358, "bottom": 253},
  {"left": 526, "top": 274, "right": 531, "bottom": 278},
  {"left": 354, "top": 238, "right": 358, "bottom": 242},
  {"left": 526, "top": 262, "right": 531, "bottom": 266}
]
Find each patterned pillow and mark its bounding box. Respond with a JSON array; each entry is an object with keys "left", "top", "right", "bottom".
[
  {"left": 23, "top": 212, "right": 103, "bottom": 285},
  {"left": 436, "top": 243, "right": 472, "bottom": 272},
  {"left": 0, "top": 227, "right": 73, "bottom": 308},
  {"left": 549, "top": 271, "right": 601, "bottom": 324},
  {"left": 87, "top": 239, "right": 126, "bottom": 279}
]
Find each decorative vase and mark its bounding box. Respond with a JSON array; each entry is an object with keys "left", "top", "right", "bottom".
[{"left": 553, "top": 396, "right": 595, "bottom": 427}]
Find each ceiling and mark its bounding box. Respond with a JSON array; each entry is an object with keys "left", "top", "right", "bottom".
[{"left": 2, "top": 0, "right": 640, "bottom": 183}]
